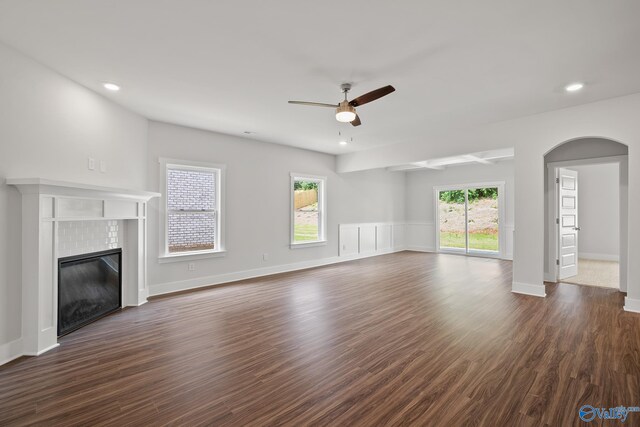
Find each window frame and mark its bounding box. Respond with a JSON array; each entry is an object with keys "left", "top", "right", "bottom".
[
  {"left": 290, "top": 173, "right": 327, "bottom": 249},
  {"left": 158, "top": 158, "right": 226, "bottom": 263}
]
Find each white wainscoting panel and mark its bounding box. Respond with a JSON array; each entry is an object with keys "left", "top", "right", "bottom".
[
  {"left": 339, "top": 225, "right": 359, "bottom": 256},
  {"left": 392, "top": 224, "right": 405, "bottom": 249},
  {"left": 359, "top": 225, "right": 377, "bottom": 254},
  {"left": 339, "top": 223, "right": 405, "bottom": 258},
  {"left": 405, "top": 223, "right": 436, "bottom": 252},
  {"left": 376, "top": 224, "right": 392, "bottom": 251}
]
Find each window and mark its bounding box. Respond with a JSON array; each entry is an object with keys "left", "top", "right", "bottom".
[
  {"left": 291, "top": 173, "right": 326, "bottom": 247},
  {"left": 160, "top": 159, "right": 225, "bottom": 260}
]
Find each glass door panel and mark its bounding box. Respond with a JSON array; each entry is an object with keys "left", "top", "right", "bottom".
[
  {"left": 438, "top": 190, "right": 466, "bottom": 252},
  {"left": 467, "top": 187, "right": 499, "bottom": 254}
]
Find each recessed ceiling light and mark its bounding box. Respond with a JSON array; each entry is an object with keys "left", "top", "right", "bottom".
[
  {"left": 339, "top": 140, "right": 348, "bottom": 146},
  {"left": 565, "top": 82, "right": 584, "bottom": 92},
  {"left": 103, "top": 82, "right": 120, "bottom": 91}
]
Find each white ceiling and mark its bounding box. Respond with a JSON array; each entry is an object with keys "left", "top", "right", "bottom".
[{"left": 1, "top": 1, "right": 639, "bottom": 155}]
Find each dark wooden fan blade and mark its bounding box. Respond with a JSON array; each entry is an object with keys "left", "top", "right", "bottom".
[
  {"left": 351, "top": 114, "right": 362, "bottom": 127},
  {"left": 288, "top": 101, "right": 338, "bottom": 108},
  {"left": 349, "top": 85, "right": 395, "bottom": 107}
]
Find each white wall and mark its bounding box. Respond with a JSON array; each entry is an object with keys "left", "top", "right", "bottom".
[
  {"left": 404, "top": 161, "right": 514, "bottom": 258},
  {"left": 572, "top": 163, "right": 620, "bottom": 260},
  {"left": 0, "top": 42, "right": 148, "bottom": 357},
  {"left": 146, "top": 121, "right": 406, "bottom": 295}
]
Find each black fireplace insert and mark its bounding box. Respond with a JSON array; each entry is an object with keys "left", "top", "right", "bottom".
[{"left": 58, "top": 248, "right": 122, "bottom": 336}]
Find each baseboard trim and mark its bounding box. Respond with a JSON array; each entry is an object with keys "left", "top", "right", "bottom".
[
  {"left": 150, "top": 247, "right": 405, "bottom": 297},
  {"left": 624, "top": 297, "right": 640, "bottom": 313},
  {"left": 130, "top": 289, "right": 149, "bottom": 307},
  {"left": 23, "top": 342, "right": 60, "bottom": 357},
  {"left": 0, "top": 338, "right": 23, "bottom": 366},
  {"left": 579, "top": 253, "right": 620, "bottom": 262},
  {"left": 512, "top": 281, "right": 546, "bottom": 297},
  {"left": 127, "top": 299, "right": 148, "bottom": 307},
  {"left": 405, "top": 246, "right": 436, "bottom": 253},
  {"left": 1, "top": 336, "right": 61, "bottom": 367}
]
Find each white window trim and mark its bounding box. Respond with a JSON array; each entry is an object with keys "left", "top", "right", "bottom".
[
  {"left": 290, "top": 172, "right": 327, "bottom": 249},
  {"left": 433, "top": 181, "right": 505, "bottom": 259},
  {"left": 158, "top": 158, "right": 226, "bottom": 263}
]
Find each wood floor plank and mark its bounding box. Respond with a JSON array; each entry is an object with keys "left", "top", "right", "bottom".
[{"left": 1, "top": 251, "right": 639, "bottom": 426}]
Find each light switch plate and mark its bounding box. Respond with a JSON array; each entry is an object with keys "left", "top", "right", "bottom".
[
  {"left": 99, "top": 160, "right": 107, "bottom": 173},
  {"left": 88, "top": 157, "right": 95, "bottom": 170}
]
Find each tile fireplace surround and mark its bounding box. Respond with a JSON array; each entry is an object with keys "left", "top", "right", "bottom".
[{"left": 6, "top": 178, "right": 159, "bottom": 357}]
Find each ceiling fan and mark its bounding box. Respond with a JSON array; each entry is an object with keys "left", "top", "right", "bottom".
[{"left": 288, "top": 83, "right": 395, "bottom": 126}]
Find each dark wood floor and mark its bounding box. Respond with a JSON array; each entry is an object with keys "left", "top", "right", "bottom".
[{"left": 1, "top": 252, "right": 639, "bottom": 426}]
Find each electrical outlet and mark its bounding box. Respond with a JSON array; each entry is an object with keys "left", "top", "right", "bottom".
[
  {"left": 188, "top": 262, "right": 196, "bottom": 271},
  {"left": 263, "top": 253, "right": 269, "bottom": 261},
  {"left": 88, "top": 157, "right": 95, "bottom": 170},
  {"left": 99, "top": 160, "right": 107, "bottom": 173}
]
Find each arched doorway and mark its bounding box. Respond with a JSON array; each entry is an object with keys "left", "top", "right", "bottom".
[{"left": 543, "top": 137, "right": 628, "bottom": 292}]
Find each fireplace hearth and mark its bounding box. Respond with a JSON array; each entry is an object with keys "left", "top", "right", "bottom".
[{"left": 58, "top": 249, "right": 122, "bottom": 336}]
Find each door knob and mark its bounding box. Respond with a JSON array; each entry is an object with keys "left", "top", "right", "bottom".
[{"left": 574, "top": 226, "right": 581, "bottom": 231}]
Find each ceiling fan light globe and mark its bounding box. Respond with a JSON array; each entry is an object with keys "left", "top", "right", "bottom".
[
  {"left": 336, "top": 111, "right": 357, "bottom": 122},
  {"left": 336, "top": 101, "right": 357, "bottom": 123}
]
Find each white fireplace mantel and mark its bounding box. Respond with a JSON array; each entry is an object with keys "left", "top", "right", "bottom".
[
  {"left": 7, "top": 178, "right": 160, "bottom": 357},
  {"left": 6, "top": 178, "right": 160, "bottom": 200}
]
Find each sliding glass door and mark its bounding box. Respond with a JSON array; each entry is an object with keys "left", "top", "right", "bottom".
[
  {"left": 438, "top": 190, "right": 466, "bottom": 252},
  {"left": 437, "top": 184, "right": 502, "bottom": 257}
]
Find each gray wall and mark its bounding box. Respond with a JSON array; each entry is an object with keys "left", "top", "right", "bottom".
[
  {"left": 572, "top": 163, "right": 620, "bottom": 260},
  {"left": 146, "top": 121, "right": 406, "bottom": 294}
]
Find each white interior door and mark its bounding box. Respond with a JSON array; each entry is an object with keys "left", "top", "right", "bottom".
[{"left": 558, "top": 168, "right": 579, "bottom": 279}]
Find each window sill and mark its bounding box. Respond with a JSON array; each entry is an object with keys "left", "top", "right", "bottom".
[
  {"left": 158, "top": 250, "right": 227, "bottom": 263},
  {"left": 290, "top": 240, "right": 327, "bottom": 249}
]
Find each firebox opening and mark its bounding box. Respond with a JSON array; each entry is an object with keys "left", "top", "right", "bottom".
[{"left": 57, "top": 248, "right": 122, "bottom": 337}]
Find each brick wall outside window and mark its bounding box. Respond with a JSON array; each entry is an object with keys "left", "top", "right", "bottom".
[{"left": 167, "top": 168, "right": 217, "bottom": 252}]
